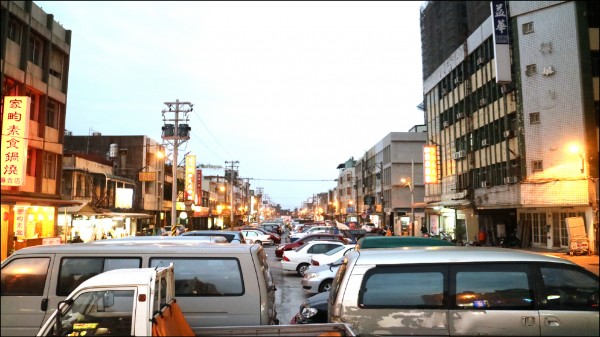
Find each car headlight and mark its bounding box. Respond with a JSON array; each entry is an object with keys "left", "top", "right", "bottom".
[
  {"left": 303, "top": 272, "right": 318, "bottom": 279},
  {"left": 300, "top": 307, "right": 318, "bottom": 319}
]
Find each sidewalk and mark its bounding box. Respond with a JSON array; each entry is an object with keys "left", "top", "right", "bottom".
[{"left": 523, "top": 246, "right": 599, "bottom": 275}]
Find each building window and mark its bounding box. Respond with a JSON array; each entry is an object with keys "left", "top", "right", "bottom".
[
  {"left": 8, "top": 19, "right": 22, "bottom": 44},
  {"left": 529, "top": 112, "right": 540, "bottom": 124},
  {"left": 525, "top": 64, "right": 537, "bottom": 76},
  {"left": 28, "top": 35, "right": 43, "bottom": 66},
  {"left": 532, "top": 160, "right": 543, "bottom": 172},
  {"left": 49, "top": 49, "right": 64, "bottom": 80},
  {"left": 46, "top": 100, "right": 60, "bottom": 129},
  {"left": 522, "top": 22, "right": 534, "bottom": 35},
  {"left": 43, "top": 152, "right": 57, "bottom": 179}
]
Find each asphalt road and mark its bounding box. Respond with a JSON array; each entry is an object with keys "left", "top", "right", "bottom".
[{"left": 264, "top": 242, "right": 308, "bottom": 324}]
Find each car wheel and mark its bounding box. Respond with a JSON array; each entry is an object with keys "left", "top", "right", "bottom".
[
  {"left": 318, "top": 279, "right": 333, "bottom": 293},
  {"left": 297, "top": 263, "right": 310, "bottom": 276}
]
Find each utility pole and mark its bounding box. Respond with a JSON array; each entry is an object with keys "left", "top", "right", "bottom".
[
  {"left": 161, "top": 99, "right": 193, "bottom": 228},
  {"left": 225, "top": 160, "right": 239, "bottom": 228}
]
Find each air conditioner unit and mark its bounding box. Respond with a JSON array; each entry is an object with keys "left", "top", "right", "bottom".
[
  {"left": 452, "top": 152, "right": 462, "bottom": 160},
  {"left": 479, "top": 98, "right": 488, "bottom": 107},
  {"left": 503, "top": 130, "right": 514, "bottom": 138},
  {"left": 456, "top": 112, "right": 466, "bottom": 120},
  {"left": 441, "top": 88, "right": 449, "bottom": 95},
  {"left": 504, "top": 176, "right": 518, "bottom": 184},
  {"left": 477, "top": 57, "right": 484, "bottom": 66},
  {"left": 454, "top": 77, "right": 462, "bottom": 84},
  {"left": 481, "top": 139, "right": 489, "bottom": 147},
  {"left": 481, "top": 181, "right": 491, "bottom": 188},
  {"left": 542, "top": 66, "right": 555, "bottom": 76},
  {"left": 443, "top": 121, "right": 450, "bottom": 128}
]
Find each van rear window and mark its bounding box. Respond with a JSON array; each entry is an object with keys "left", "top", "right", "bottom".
[{"left": 150, "top": 258, "right": 243, "bottom": 296}]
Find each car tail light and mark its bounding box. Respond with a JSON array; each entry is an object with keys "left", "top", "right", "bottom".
[
  {"left": 311, "top": 259, "right": 319, "bottom": 266},
  {"left": 283, "top": 256, "right": 290, "bottom": 261}
]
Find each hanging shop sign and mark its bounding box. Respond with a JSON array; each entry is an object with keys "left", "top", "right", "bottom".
[
  {"left": 1, "top": 96, "right": 30, "bottom": 186},
  {"left": 185, "top": 155, "right": 196, "bottom": 203},
  {"left": 423, "top": 145, "right": 439, "bottom": 184}
]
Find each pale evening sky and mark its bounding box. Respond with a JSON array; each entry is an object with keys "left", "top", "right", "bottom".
[{"left": 35, "top": 1, "right": 425, "bottom": 210}]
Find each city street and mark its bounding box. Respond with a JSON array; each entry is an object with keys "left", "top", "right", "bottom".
[
  {"left": 264, "top": 243, "right": 308, "bottom": 324},
  {"left": 263, "top": 232, "right": 599, "bottom": 325}
]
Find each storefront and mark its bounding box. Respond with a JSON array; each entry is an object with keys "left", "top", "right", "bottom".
[
  {"left": 57, "top": 203, "right": 153, "bottom": 243},
  {"left": 1, "top": 196, "right": 80, "bottom": 261}
]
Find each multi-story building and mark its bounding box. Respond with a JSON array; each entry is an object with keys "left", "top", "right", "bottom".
[
  {"left": 59, "top": 153, "right": 139, "bottom": 241},
  {"left": 1, "top": 1, "right": 77, "bottom": 259},
  {"left": 420, "top": 1, "right": 598, "bottom": 251},
  {"left": 343, "top": 131, "right": 427, "bottom": 235},
  {"left": 63, "top": 134, "right": 167, "bottom": 233}
]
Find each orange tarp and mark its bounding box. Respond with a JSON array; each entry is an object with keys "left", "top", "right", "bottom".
[{"left": 152, "top": 300, "right": 194, "bottom": 336}]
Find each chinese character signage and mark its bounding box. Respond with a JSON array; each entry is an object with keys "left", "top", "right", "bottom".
[
  {"left": 195, "top": 169, "right": 203, "bottom": 205},
  {"left": 13, "top": 206, "right": 27, "bottom": 237},
  {"left": 184, "top": 155, "right": 196, "bottom": 203},
  {"left": 491, "top": 0, "right": 512, "bottom": 84},
  {"left": 1, "top": 96, "right": 30, "bottom": 186},
  {"left": 423, "top": 145, "right": 439, "bottom": 184}
]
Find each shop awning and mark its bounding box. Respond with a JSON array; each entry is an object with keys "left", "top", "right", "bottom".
[
  {"left": 2, "top": 194, "right": 82, "bottom": 207},
  {"left": 58, "top": 201, "right": 104, "bottom": 216},
  {"left": 104, "top": 212, "right": 153, "bottom": 219}
]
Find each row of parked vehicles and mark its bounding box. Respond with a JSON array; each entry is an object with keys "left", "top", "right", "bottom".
[{"left": 281, "top": 235, "right": 599, "bottom": 336}]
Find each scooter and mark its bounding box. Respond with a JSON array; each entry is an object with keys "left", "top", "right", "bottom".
[{"left": 500, "top": 231, "right": 521, "bottom": 248}]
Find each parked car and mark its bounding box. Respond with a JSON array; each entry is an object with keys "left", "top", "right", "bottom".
[
  {"left": 261, "top": 222, "right": 283, "bottom": 235},
  {"left": 241, "top": 229, "right": 274, "bottom": 245},
  {"left": 301, "top": 236, "right": 461, "bottom": 321},
  {"left": 275, "top": 233, "right": 348, "bottom": 258},
  {"left": 281, "top": 240, "right": 346, "bottom": 276},
  {"left": 289, "top": 226, "right": 336, "bottom": 243},
  {"left": 302, "top": 256, "right": 344, "bottom": 294},
  {"left": 291, "top": 290, "right": 330, "bottom": 324},
  {"left": 180, "top": 230, "right": 246, "bottom": 243},
  {"left": 310, "top": 244, "right": 355, "bottom": 266},
  {"left": 329, "top": 246, "right": 599, "bottom": 336},
  {"left": 253, "top": 226, "right": 281, "bottom": 244},
  {"left": 0, "top": 241, "right": 278, "bottom": 336}
]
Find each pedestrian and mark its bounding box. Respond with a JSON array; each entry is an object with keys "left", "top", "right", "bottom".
[{"left": 72, "top": 235, "right": 83, "bottom": 243}]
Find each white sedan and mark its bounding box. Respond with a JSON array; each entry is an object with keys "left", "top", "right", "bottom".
[
  {"left": 310, "top": 244, "right": 355, "bottom": 267},
  {"left": 241, "top": 229, "right": 274, "bottom": 245},
  {"left": 281, "top": 240, "right": 346, "bottom": 276}
]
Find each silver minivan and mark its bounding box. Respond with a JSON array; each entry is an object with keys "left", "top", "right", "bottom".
[
  {"left": 329, "top": 246, "right": 599, "bottom": 336},
  {"left": 1, "top": 240, "right": 277, "bottom": 336}
]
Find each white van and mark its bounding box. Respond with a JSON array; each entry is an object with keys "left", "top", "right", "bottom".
[
  {"left": 329, "top": 246, "right": 599, "bottom": 336},
  {"left": 1, "top": 240, "right": 277, "bottom": 336}
]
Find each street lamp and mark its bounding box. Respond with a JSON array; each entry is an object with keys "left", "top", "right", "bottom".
[
  {"left": 568, "top": 143, "right": 584, "bottom": 174},
  {"left": 399, "top": 158, "right": 415, "bottom": 236}
]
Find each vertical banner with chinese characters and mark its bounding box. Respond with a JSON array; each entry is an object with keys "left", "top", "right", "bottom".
[
  {"left": 13, "top": 206, "right": 27, "bottom": 237},
  {"left": 423, "top": 145, "right": 439, "bottom": 184},
  {"left": 195, "top": 169, "right": 203, "bottom": 205},
  {"left": 1, "top": 96, "right": 30, "bottom": 186},
  {"left": 491, "top": 0, "right": 512, "bottom": 84},
  {"left": 184, "top": 155, "right": 196, "bottom": 203}
]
